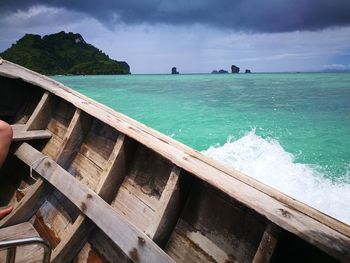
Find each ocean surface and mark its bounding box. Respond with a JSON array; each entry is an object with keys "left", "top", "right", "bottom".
[{"left": 54, "top": 73, "right": 350, "bottom": 224}]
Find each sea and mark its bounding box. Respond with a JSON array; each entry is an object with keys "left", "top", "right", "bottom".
[{"left": 54, "top": 73, "right": 350, "bottom": 225}]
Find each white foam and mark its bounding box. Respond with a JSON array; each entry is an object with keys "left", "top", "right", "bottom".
[{"left": 203, "top": 130, "right": 350, "bottom": 225}]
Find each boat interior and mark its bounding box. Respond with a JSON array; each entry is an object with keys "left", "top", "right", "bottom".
[{"left": 0, "top": 68, "right": 347, "bottom": 262}]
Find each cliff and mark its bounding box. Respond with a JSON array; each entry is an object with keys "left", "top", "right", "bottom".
[{"left": 0, "top": 31, "right": 130, "bottom": 75}]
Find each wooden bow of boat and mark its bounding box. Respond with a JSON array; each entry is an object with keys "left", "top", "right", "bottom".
[{"left": 0, "top": 59, "right": 349, "bottom": 262}]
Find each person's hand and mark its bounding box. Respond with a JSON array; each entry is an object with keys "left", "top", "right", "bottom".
[{"left": 0, "top": 206, "right": 13, "bottom": 219}]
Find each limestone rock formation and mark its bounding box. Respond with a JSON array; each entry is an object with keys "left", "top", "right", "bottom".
[
  {"left": 231, "top": 65, "right": 240, "bottom": 73},
  {"left": 171, "top": 67, "right": 179, "bottom": 74}
]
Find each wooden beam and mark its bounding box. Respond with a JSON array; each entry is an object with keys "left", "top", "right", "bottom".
[
  {"left": 12, "top": 129, "right": 52, "bottom": 142},
  {"left": 96, "top": 134, "right": 135, "bottom": 202},
  {"left": 0, "top": 181, "right": 51, "bottom": 227},
  {"left": 1, "top": 108, "right": 88, "bottom": 228},
  {"left": 25, "top": 91, "right": 52, "bottom": 130},
  {"left": 54, "top": 109, "right": 92, "bottom": 167},
  {"left": 14, "top": 143, "right": 174, "bottom": 263},
  {"left": 44, "top": 109, "right": 93, "bottom": 262},
  {"left": 50, "top": 215, "right": 92, "bottom": 263},
  {"left": 1, "top": 91, "right": 54, "bottom": 227},
  {"left": 52, "top": 132, "right": 128, "bottom": 262},
  {"left": 146, "top": 166, "right": 181, "bottom": 243},
  {"left": 253, "top": 223, "right": 281, "bottom": 263}
]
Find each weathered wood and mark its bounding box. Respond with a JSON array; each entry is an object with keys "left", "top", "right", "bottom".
[
  {"left": 25, "top": 91, "right": 52, "bottom": 130},
  {"left": 14, "top": 143, "right": 174, "bottom": 263},
  {"left": 3, "top": 59, "right": 346, "bottom": 242},
  {"left": 12, "top": 129, "right": 52, "bottom": 142},
  {"left": 36, "top": 109, "right": 93, "bottom": 262},
  {"left": 165, "top": 183, "right": 266, "bottom": 263},
  {"left": 96, "top": 134, "right": 132, "bottom": 202},
  {"left": 51, "top": 215, "right": 92, "bottom": 263},
  {"left": 52, "top": 132, "right": 128, "bottom": 262},
  {"left": 69, "top": 152, "right": 103, "bottom": 190},
  {"left": 54, "top": 109, "right": 92, "bottom": 168},
  {"left": 2, "top": 60, "right": 350, "bottom": 262},
  {"left": 145, "top": 166, "right": 181, "bottom": 243},
  {"left": 253, "top": 223, "right": 281, "bottom": 263},
  {"left": 11, "top": 124, "right": 26, "bottom": 132},
  {"left": 0, "top": 222, "right": 39, "bottom": 241},
  {"left": 1, "top": 104, "right": 84, "bottom": 228},
  {"left": 0, "top": 181, "right": 51, "bottom": 227},
  {"left": 0, "top": 222, "right": 45, "bottom": 263}
]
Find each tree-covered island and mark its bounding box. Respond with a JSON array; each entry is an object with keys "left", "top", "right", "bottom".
[{"left": 0, "top": 31, "right": 130, "bottom": 75}]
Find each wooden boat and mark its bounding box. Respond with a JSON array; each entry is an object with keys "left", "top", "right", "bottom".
[{"left": 0, "top": 59, "right": 349, "bottom": 263}]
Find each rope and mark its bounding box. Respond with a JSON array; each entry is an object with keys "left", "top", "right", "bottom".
[{"left": 17, "top": 156, "right": 49, "bottom": 193}]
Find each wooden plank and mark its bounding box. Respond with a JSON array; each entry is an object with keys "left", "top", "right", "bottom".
[
  {"left": 88, "top": 229, "right": 130, "bottom": 262},
  {"left": 14, "top": 143, "right": 174, "bottom": 263},
  {"left": 12, "top": 129, "right": 52, "bottom": 142},
  {"left": 42, "top": 134, "right": 63, "bottom": 159},
  {"left": 68, "top": 152, "right": 103, "bottom": 191},
  {"left": 0, "top": 180, "right": 51, "bottom": 227},
  {"left": 2, "top": 108, "right": 87, "bottom": 239},
  {"left": 165, "top": 226, "right": 222, "bottom": 263},
  {"left": 0, "top": 222, "right": 45, "bottom": 263},
  {"left": 253, "top": 223, "right": 281, "bottom": 263},
  {"left": 52, "top": 133, "right": 128, "bottom": 262},
  {"left": 55, "top": 109, "right": 92, "bottom": 168},
  {"left": 78, "top": 120, "right": 119, "bottom": 169},
  {"left": 96, "top": 134, "right": 133, "bottom": 202},
  {"left": 47, "top": 118, "right": 69, "bottom": 140},
  {"left": 11, "top": 124, "right": 26, "bottom": 132},
  {"left": 145, "top": 166, "right": 181, "bottom": 241},
  {"left": 165, "top": 183, "right": 265, "bottom": 263},
  {"left": 45, "top": 109, "right": 93, "bottom": 263},
  {"left": 111, "top": 183, "right": 155, "bottom": 231},
  {"left": 2, "top": 60, "right": 350, "bottom": 260},
  {"left": 0, "top": 222, "right": 39, "bottom": 241},
  {"left": 51, "top": 215, "right": 92, "bottom": 263},
  {"left": 33, "top": 196, "right": 73, "bottom": 249},
  {"left": 25, "top": 91, "right": 52, "bottom": 130},
  {"left": 33, "top": 109, "right": 92, "bottom": 260}
]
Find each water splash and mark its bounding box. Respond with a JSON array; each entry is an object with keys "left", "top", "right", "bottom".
[{"left": 203, "top": 130, "right": 350, "bottom": 224}]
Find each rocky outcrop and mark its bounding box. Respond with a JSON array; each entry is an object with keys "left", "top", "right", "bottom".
[
  {"left": 245, "top": 69, "right": 251, "bottom": 73},
  {"left": 211, "top": 69, "right": 228, "bottom": 74},
  {"left": 171, "top": 67, "right": 179, "bottom": 74},
  {"left": 231, "top": 65, "right": 240, "bottom": 73}
]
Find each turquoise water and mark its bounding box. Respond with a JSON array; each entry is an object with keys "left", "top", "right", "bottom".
[{"left": 54, "top": 73, "right": 350, "bottom": 223}]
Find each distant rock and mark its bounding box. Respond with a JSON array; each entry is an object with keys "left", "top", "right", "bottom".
[
  {"left": 231, "top": 65, "right": 240, "bottom": 73},
  {"left": 211, "top": 69, "right": 228, "bottom": 74},
  {"left": 171, "top": 67, "right": 179, "bottom": 74},
  {"left": 0, "top": 31, "right": 130, "bottom": 75},
  {"left": 245, "top": 69, "right": 251, "bottom": 73}
]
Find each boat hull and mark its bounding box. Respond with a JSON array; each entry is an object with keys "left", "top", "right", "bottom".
[{"left": 0, "top": 60, "right": 349, "bottom": 262}]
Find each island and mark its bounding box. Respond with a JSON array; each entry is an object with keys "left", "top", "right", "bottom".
[
  {"left": 171, "top": 67, "right": 179, "bottom": 74},
  {"left": 211, "top": 69, "right": 229, "bottom": 74},
  {"left": 0, "top": 31, "right": 130, "bottom": 75},
  {"left": 231, "top": 65, "right": 240, "bottom": 73}
]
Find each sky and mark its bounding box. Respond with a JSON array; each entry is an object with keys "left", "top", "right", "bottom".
[{"left": 1, "top": 0, "right": 350, "bottom": 73}]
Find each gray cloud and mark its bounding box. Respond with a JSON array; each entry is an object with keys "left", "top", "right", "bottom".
[{"left": 1, "top": 0, "right": 350, "bottom": 32}]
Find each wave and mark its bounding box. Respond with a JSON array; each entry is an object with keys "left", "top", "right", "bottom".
[{"left": 202, "top": 130, "right": 350, "bottom": 225}]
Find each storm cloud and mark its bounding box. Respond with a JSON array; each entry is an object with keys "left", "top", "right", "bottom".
[{"left": 1, "top": 0, "right": 350, "bottom": 32}]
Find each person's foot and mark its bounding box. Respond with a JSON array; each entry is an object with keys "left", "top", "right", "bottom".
[{"left": 0, "top": 206, "right": 13, "bottom": 219}]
